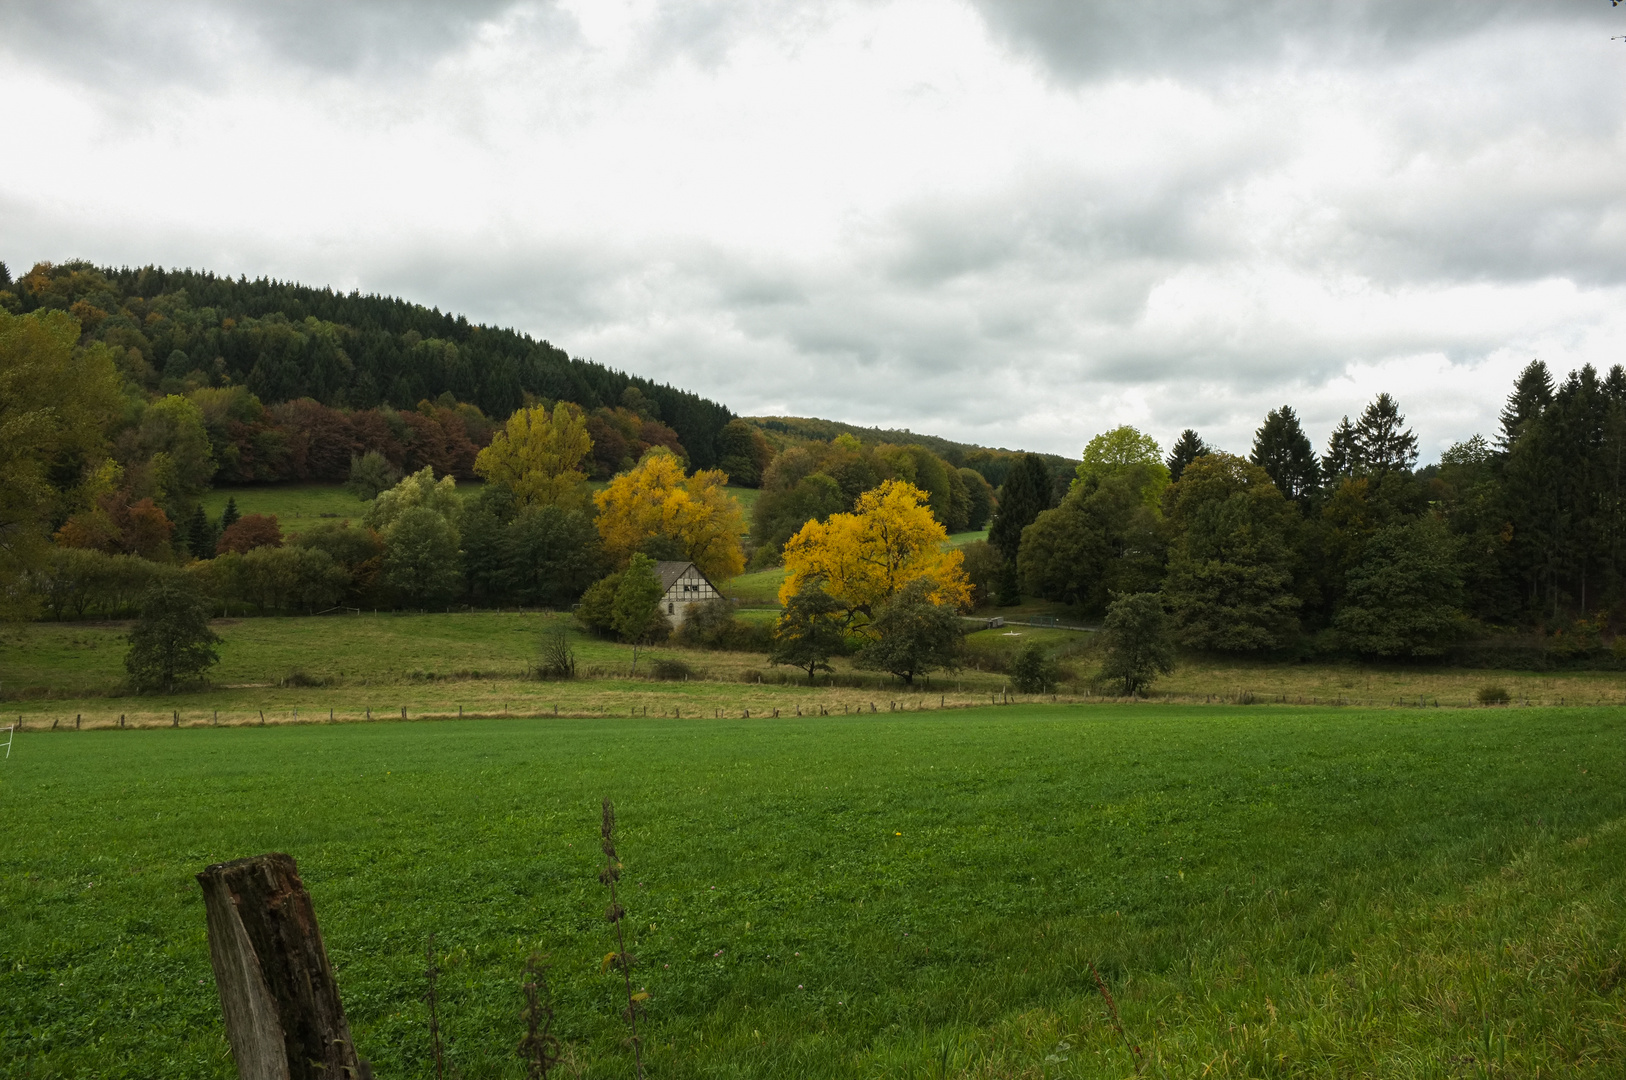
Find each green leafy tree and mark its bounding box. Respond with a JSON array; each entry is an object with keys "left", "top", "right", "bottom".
[
  {"left": 127, "top": 394, "right": 216, "bottom": 518},
  {"left": 382, "top": 505, "right": 463, "bottom": 607},
  {"left": 1165, "top": 429, "right": 1211, "bottom": 482},
  {"left": 611, "top": 553, "right": 668, "bottom": 644},
  {"left": 1250, "top": 406, "right": 1321, "bottom": 503},
  {"left": 347, "top": 450, "right": 402, "bottom": 500},
  {"left": 1075, "top": 426, "right": 1168, "bottom": 500},
  {"left": 502, "top": 506, "right": 603, "bottom": 607},
  {"left": 959, "top": 539, "right": 1003, "bottom": 608},
  {"left": 854, "top": 578, "right": 962, "bottom": 685},
  {"left": 124, "top": 576, "right": 222, "bottom": 692},
  {"left": 956, "top": 467, "right": 995, "bottom": 530},
  {"left": 575, "top": 571, "right": 622, "bottom": 636},
  {"left": 1018, "top": 462, "right": 1167, "bottom": 612},
  {"left": 1010, "top": 641, "right": 1062, "bottom": 694},
  {"left": 715, "top": 419, "right": 775, "bottom": 488},
  {"left": 0, "top": 308, "right": 121, "bottom": 617},
  {"left": 771, "top": 583, "right": 848, "bottom": 683},
  {"left": 1162, "top": 454, "right": 1301, "bottom": 652},
  {"left": 1097, "top": 592, "right": 1175, "bottom": 696},
  {"left": 1333, "top": 515, "right": 1465, "bottom": 657}
]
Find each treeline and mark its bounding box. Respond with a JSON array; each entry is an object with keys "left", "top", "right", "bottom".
[
  {"left": 981, "top": 362, "right": 1626, "bottom": 661},
  {"left": 750, "top": 435, "right": 996, "bottom": 564},
  {"left": 1, "top": 260, "right": 735, "bottom": 468}
]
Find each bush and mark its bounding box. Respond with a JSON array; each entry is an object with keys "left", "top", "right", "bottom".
[
  {"left": 217, "top": 513, "right": 283, "bottom": 555},
  {"left": 1477, "top": 684, "right": 1511, "bottom": 706},
  {"left": 538, "top": 625, "right": 578, "bottom": 680},
  {"left": 1010, "top": 641, "right": 1062, "bottom": 693},
  {"left": 676, "top": 598, "right": 773, "bottom": 652},
  {"left": 652, "top": 657, "right": 696, "bottom": 680}
]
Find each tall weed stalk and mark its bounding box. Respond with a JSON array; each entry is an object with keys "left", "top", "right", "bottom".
[{"left": 600, "top": 799, "right": 647, "bottom": 1078}]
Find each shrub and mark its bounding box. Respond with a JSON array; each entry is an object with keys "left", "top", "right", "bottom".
[
  {"left": 1477, "top": 684, "right": 1511, "bottom": 706},
  {"left": 678, "top": 598, "right": 773, "bottom": 652},
  {"left": 1010, "top": 642, "right": 1063, "bottom": 693},
  {"left": 652, "top": 657, "right": 695, "bottom": 680},
  {"left": 217, "top": 513, "right": 283, "bottom": 555},
  {"left": 538, "top": 625, "right": 578, "bottom": 680}
]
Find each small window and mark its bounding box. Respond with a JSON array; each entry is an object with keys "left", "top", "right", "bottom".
[{"left": 668, "top": 602, "right": 675, "bottom": 614}]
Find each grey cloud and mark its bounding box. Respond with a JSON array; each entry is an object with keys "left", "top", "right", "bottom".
[
  {"left": 0, "top": 0, "right": 536, "bottom": 89},
  {"left": 968, "top": 0, "right": 1614, "bottom": 83}
]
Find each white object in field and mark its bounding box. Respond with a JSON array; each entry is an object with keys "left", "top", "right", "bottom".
[{"left": 2, "top": 724, "right": 12, "bottom": 759}]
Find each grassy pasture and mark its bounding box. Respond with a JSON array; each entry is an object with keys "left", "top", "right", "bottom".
[
  {"left": 5, "top": 613, "right": 1626, "bottom": 727},
  {"left": 2, "top": 704, "right": 1623, "bottom": 1078}
]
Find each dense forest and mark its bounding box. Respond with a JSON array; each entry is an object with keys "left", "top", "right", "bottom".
[
  {"left": 0, "top": 260, "right": 735, "bottom": 468},
  {"left": 982, "top": 364, "right": 1626, "bottom": 665}
]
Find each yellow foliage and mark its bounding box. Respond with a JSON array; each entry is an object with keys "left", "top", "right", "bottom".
[
  {"left": 779, "top": 479, "right": 972, "bottom": 620},
  {"left": 593, "top": 448, "right": 745, "bottom": 580},
  {"left": 474, "top": 402, "right": 592, "bottom": 509}
]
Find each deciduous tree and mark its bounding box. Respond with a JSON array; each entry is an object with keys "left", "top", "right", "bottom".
[
  {"left": 771, "top": 583, "right": 848, "bottom": 683},
  {"left": 779, "top": 479, "right": 971, "bottom": 628},
  {"left": 473, "top": 402, "right": 593, "bottom": 509},
  {"left": 594, "top": 448, "right": 745, "bottom": 581},
  {"left": 125, "top": 576, "right": 221, "bottom": 692},
  {"left": 1162, "top": 453, "right": 1301, "bottom": 652},
  {"left": 854, "top": 579, "right": 963, "bottom": 685},
  {"left": 1098, "top": 592, "right": 1175, "bottom": 696}
]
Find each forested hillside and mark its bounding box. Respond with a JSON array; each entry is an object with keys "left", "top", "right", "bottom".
[{"left": 0, "top": 260, "right": 734, "bottom": 468}]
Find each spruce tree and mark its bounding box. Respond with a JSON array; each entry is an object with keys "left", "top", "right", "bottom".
[
  {"left": 0, "top": 260, "right": 11, "bottom": 288},
  {"left": 185, "top": 505, "right": 216, "bottom": 559},
  {"left": 1165, "top": 429, "right": 1211, "bottom": 483},
  {"left": 1352, "top": 393, "right": 1419, "bottom": 475},
  {"left": 220, "top": 496, "right": 241, "bottom": 532},
  {"left": 988, "top": 453, "right": 1053, "bottom": 562},
  {"left": 1322, "top": 417, "right": 1357, "bottom": 480},
  {"left": 1498, "top": 359, "right": 1554, "bottom": 453},
  {"left": 1249, "top": 406, "right": 1320, "bottom": 502}
]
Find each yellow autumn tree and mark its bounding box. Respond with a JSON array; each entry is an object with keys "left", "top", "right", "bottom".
[
  {"left": 594, "top": 447, "right": 746, "bottom": 580},
  {"left": 474, "top": 402, "right": 593, "bottom": 509},
  {"left": 779, "top": 479, "right": 972, "bottom": 626}
]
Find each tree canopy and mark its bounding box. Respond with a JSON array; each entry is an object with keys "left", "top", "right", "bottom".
[{"left": 593, "top": 448, "right": 745, "bottom": 581}]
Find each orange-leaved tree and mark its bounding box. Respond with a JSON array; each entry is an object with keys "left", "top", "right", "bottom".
[
  {"left": 779, "top": 479, "right": 971, "bottom": 629},
  {"left": 473, "top": 402, "right": 593, "bottom": 509},
  {"left": 593, "top": 448, "right": 745, "bottom": 580}
]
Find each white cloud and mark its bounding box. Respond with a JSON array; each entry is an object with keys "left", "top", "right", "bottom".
[{"left": 3, "top": 0, "right": 1626, "bottom": 462}]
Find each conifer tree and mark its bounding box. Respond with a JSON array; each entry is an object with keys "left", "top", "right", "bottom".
[
  {"left": 988, "top": 453, "right": 1053, "bottom": 563},
  {"left": 1165, "top": 429, "right": 1210, "bottom": 483},
  {"left": 220, "top": 496, "right": 241, "bottom": 532},
  {"left": 1322, "top": 417, "right": 1357, "bottom": 480},
  {"left": 1352, "top": 393, "right": 1419, "bottom": 475},
  {"left": 1498, "top": 359, "right": 1554, "bottom": 453},
  {"left": 1249, "top": 406, "right": 1320, "bottom": 502}
]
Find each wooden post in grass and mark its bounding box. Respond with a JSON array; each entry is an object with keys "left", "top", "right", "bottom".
[{"left": 197, "top": 853, "right": 371, "bottom": 1080}]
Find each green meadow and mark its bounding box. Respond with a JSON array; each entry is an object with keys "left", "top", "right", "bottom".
[{"left": 3, "top": 703, "right": 1623, "bottom": 1078}]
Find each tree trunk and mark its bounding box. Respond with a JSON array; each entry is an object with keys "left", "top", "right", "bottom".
[{"left": 196, "top": 853, "right": 368, "bottom": 1080}]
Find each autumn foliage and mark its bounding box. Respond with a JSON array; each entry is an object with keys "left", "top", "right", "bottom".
[
  {"left": 474, "top": 402, "right": 593, "bottom": 509},
  {"left": 593, "top": 448, "right": 746, "bottom": 581},
  {"left": 779, "top": 480, "right": 972, "bottom": 626},
  {"left": 216, "top": 514, "right": 284, "bottom": 555}
]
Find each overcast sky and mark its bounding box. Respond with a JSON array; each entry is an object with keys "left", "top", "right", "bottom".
[{"left": 4, "top": 1, "right": 1625, "bottom": 460}]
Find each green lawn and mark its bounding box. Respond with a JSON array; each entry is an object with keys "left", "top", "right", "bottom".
[
  {"left": 2, "top": 705, "right": 1622, "bottom": 1078},
  {"left": 721, "top": 567, "right": 786, "bottom": 606},
  {"left": 945, "top": 529, "right": 989, "bottom": 546},
  {"left": 200, "top": 484, "right": 380, "bottom": 530}
]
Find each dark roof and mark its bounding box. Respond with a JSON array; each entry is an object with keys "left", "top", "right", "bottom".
[{"left": 654, "top": 560, "right": 713, "bottom": 592}]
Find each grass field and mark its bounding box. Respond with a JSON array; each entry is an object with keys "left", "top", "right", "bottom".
[
  {"left": 3, "top": 704, "right": 1623, "bottom": 1078},
  {"left": 6, "top": 613, "right": 1626, "bottom": 727}
]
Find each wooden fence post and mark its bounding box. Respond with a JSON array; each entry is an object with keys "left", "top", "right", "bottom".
[{"left": 196, "top": 853, "right": 370, "bottom": 1080}]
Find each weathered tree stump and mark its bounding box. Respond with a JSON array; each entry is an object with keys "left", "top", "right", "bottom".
[{"left": 197, "top": 853, "right": 369, "bottom": 1080}]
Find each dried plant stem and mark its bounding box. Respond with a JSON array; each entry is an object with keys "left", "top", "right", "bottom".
[
  {"left": 519, "top": 953, "right": 561, "bottom": 1078},
  {"left": 1088, "top": 960, "right": 1144, "bottom": 1075},
  {"left": 601, "top": 798, "right": 646, "bottom": 1079}
]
